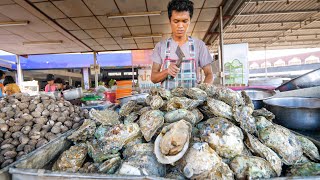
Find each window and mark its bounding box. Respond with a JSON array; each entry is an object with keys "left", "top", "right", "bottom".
[
  {"left": 274, "top": 59, "right": 286, "bottom": 67},
  {"left": 288, "top": 57, "right": 301, "bottom": 66},
  {"left": 305, "top": 55, "right": 319, "bottom": 64}
]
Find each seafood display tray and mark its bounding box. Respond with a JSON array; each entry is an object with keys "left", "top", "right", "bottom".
[{"left": 7, "top": 129, "right": 320, "bottom": 180}]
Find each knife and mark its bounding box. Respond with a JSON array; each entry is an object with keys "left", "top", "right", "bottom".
[{"left": 168, "top": 46, "right": 185, "bottom": 80}]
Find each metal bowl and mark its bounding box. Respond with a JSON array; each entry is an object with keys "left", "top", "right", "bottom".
[
  {"left": 276, "top": 68, "right": 320, "bottom": 92},
  {"left": 263, "top": 97, "right": 320, "bottom": 131},
  {"left": 239, "top": 88, "right": 275, "bottom": 109},
  {"left": 117, "top": 93, "right": 149, "bottom": 106}
]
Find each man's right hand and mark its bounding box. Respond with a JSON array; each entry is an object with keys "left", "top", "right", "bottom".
[{"left": 167, "top": 63, "right": 180, "bottom": 78}]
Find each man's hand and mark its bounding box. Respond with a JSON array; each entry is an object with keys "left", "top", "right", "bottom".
[{"left": 168, "top": 63, "right": 180, "bottom": 78}]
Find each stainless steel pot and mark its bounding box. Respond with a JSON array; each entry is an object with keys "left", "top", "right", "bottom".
[
  {"left": 239, "top": 88, "right": 275, "bottom": 109},
  {"left": 63, "top": 88, "right": 83, "bottom": 100},
  {"left": 118, "top": 93, "right": 148, "bottom": 106},
  {"left": 263, "top": 97, "right": 320, "bottom": 131},
  {"left": 276, "top": 68, "right": 320, "bottom": 92}
]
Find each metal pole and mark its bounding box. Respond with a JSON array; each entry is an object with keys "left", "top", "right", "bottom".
[
  {"left": 264, "top": 45, "right": 268, "bottom": 78},
  {"left": 16, "top": 55, "right": 23, "bottom": 86},
  {"left": 132, "top": 66, "right": 135, "bottom": 88},
  {"left": 219, "top": 6, "right": 225, "bottom": 85},
  {"left": 94, "top": 52, "right": 98, "bottom": 88}
]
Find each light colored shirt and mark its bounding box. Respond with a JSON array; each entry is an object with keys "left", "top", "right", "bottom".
[
  {"left": 151, "top": 37, "right": 214, "bottom": 68},
  {"left": 45, "top": 84, "right": 56, "bottom": 92}
]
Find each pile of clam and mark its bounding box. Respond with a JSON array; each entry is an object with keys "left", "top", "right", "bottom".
[
  {"left": 0, "top": 93, "right": 89, "bottom": 168},
  {"left": 53, "top": 84, "right": 320, "bottom": 179}
]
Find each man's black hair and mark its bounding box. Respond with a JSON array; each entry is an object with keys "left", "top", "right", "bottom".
[
  {"left": 167, "top": 0, "right": 194, "bottom": 20},
  {"left": 54, "top": 78, "right": 65, "bottom": 85},
  {"left": 0, "top": 70, "right": 5, "bottom": 79},
  {"left": 3, "top": 76, "right": 15, "bottom": 86}
]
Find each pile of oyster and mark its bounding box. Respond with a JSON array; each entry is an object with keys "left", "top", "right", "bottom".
[
  {"left": 53, "top": 85, "right": 320, "bottom": 179},
  {"left": 0, "top": 93, "right": 88, "bottom": 168}
]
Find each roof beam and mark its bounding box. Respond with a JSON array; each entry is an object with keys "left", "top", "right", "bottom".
[
  {"left": 246, "top": 0, "right": 310, "bottom": 3},
  {"left": 233, "top": 20, "right": 320, "bottom": 26},
  {"left": 224, "top": 34, "right": 319, "bottom": 40},
  {"left": 218, "top": 27, "right": 320, "bottom": 34},
  {"left": 239, "top": 9, "right": 320, "bottom": 16}
]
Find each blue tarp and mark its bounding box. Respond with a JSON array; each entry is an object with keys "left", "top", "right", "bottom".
[{"left": 0, "top": 52, "right": 132, "bottom": 70}]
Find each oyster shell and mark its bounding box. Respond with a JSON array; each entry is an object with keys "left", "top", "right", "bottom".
[
  {"left": 287, "top": 162, "right": 320, "bottom": 176},
  {"left": 233, "top": 106, "right": 257, "bottom": 135},
  {"left": 98, "top": 156, "right": 121, "bottom": 174},
  {"left": 245, "top": 133, "right": 282, "bottom": 176},
  {"left": 258, "top": 124, "right": 303, "bottom": 165},
  {"left": 123, "top": 143, "right": 154, "bottom": 159},
  {"left": 164, "top": 109, "right": 197, "bottom": 124},
  {"left": 171, "top": 86, "right": 187, "bottom": 97},
  {"left": 87, "top": 139, "right": 120, "bottom": 163},
  {"left": 230, "top": 156, "right": 276, "bottom": 179},
  {"left": 155, "top": 120, "right": 192, "bottom": 164},
  {"left": 138, "top": 106, "right": 152, "bottom": 115},
  {"left": 206, "top": 98, "right": 234, "bottom": 120},
  {"left": 52, "top": 143, "right": 87, "bottom": 172},
  {"left": 255, "top": 116, "right": 273, "bottom": 131},
  {"left": 191, "top": 108, "right": 204, "bottom": 124},
  {"left": 296, "top": 135, "right": 320, "bottom": 161},
  {"left": 241, "top": 91, "right": 254, "bottom": 112},
  {"left": 119, "top": 100, "right": 137, "bottom": 116},
  {"left": 68, "top": 119, "right": 96, "bottom": 142},
  {"left": 94, "top": 123, "right": 140, "bottom": 154},
  {"left": 296, "top": 155, "right": 312, "bottom": 165},
  {"left": 197, "top": 161, "right": 234, "bottom": 180},
  {"left": 124, "top": 112, "right": 139, "bottom": 124},
  {"left": 200, "top": 117, "right": 244, "bottom": 159},
  {"left": 166, "top": 97, "right": 203, "bottom": 111},
  {"left": 158, "top": 88, "right": 172, "bottom": 100},
  {"left": 252, "top": 108, "right": 275, "bottom": 121},
  {"left": 150, "top": 95, "right": 164, "bottom": 110},
  {"left": 89, "top": 109, "right": 120, "bottom": 126},
  {"left": 185, "top": 87, "right": 207, "bottom": 101},
  {"left": 139, "top": 110, "right": 164, "bottom": 142},
  {"left": 179, "top": 142, "right": 222, "bottom": 179}
]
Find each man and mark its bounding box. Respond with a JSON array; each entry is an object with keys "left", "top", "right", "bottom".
[
  {"left": 0, "top": 70, "right": 5, "bottom": 97},
  {"left": 45, "top": 74, "right": 56, "bottom": 92},
  {"left": 151, "top": 0, "right": 213, "bottom": 89}
]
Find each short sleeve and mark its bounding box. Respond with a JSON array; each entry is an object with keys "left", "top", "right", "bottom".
[
  {"left": 198, "top": 41, "right": 213, "bottom": 68},
  {"left": 151, "top": 42, "right": 163, "bottom": 65}
]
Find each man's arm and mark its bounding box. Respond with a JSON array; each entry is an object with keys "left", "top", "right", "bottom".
[
  {"left": 151, "top": 62, "right": 180, "bottom": 83},
  {"left": 202, "top": 63, "right": 214, "bottom": 84}
]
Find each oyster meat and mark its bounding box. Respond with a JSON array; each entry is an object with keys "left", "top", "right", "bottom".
[
  {"left": 185, "top": 87, "right": 207, "bottom": 101},
  {"left": 155, "top": 120, "right": 192, "bottom": 164},
  {"left": 296, "top": 135, "right": 320, "bottom": 161},
  {"left": 206, "top": 98, "right": 234, "bottom": 120},
  {"left": 164, "top": 109, "right": 197, "bottom": 124},
  {"left": 150, "top": 95, "right": 164, "bottom": 110},
  {"left": 89, "top": 109, "right": 120, "bottom": 125},
  {"left": 287, "top": 162, "right": 320, "bottom": 176},
  {"left": 252, "top": 108, "right": 275, "bottom": 121},
  {"left": 119, "top": 100, "right": 137, "bottom": 116},
  {"left": 258, "top": 124, "right": 303, "bottom": 165},
  {"left": 52, "top": 143, "right": 87, "bottom": 172},
  {"left": 68, "top": 119, "right": 96, "bottom": 142},
  {"left": 94, "top": 123, "right": 140, "bottom": 154},
  {"left": 139, "top": 110, "right": 164, "bottom": 142},
  {"left": 245, "top": 133, "right": 282, "bottom": 176},
  {"left": 167, "top": 97, "right": 203, "bottom": 111},
  {"left": 230, "top": 156, "right": 276, "bottom": 179},
  {"left": 87, "top": 139, "right": 120, "bottom": 163},
  {"left": 200, "top": 117, "right": 244, "bottom": 159}
]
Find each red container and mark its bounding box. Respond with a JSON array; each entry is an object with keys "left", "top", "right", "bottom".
[{"left": 105, "top": 92, "right": 116, "bottom": 103}]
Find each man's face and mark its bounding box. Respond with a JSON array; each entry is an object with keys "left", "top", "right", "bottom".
[
  {"left": 170, "top": 10, "right": 190, "bottom": 38},
  {"left": 47, "top": 80, "right": 54, "bottom": 85}
]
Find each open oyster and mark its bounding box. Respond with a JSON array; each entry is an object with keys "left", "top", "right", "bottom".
[
  {"left": 52, "top": 143, "right": 87, "bottom": 172},
  {"left": 119, "top": 100, "right": 137, "bottom": 116},
  {"left": 258, "top": 124, "right": 303, "bottom": 165},
  {"left": 89, "top": 109, "right": 120, "bottom": 125},
  {"left": 87, "top": 139, "right": 120, "bottom": 163},
  {"left": 171, "top": 86, "right": 187, "bottom": 97},
  {"left": 68, "top": 119, "right": 96, "bottom": 142},
  {"left": 200, "top": 117, "right": 244, "bottom": 159},
  {"left": 94, "top": 123, "right": 140, "bottom": 154},
  {"left": 150, "top": 95, "right": 164, "bottom": 110},
  {"left": 245, "top": 133, "right": 282, "bottom": 176},
  {"left": 296, "top": 135, "right": 320, "bottom": 161},
  {"left": 253, "top": 108, "right": 275, "bottom": 121},
  {"left": 166, "top": 97, "right": 203, "bottom": 111},
  {"left": 206, "top": 98, "right": 234, "bottom": 120},
  {"left": 155, "top": 120, "right": 192, "bottom": 164},
  {"left": 287, "top": 162, "right": 320, "bottom": 176},
  {"left": 230, "top": 156, "right": 276, "bottom": 179},
  {"left": 98, "top": 156, "right": 121, "bottom": 174},
  {"left": 139, "top": 110, "right": 164, "bottom": 142},
  {"left": 164, "top": 109, "right": 197, "bottom": 124},
  {"left": 185, "top": 87, "right": 207, "bottom": 101}
]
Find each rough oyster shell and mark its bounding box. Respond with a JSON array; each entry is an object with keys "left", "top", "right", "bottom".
[
  {"left": 191, "top": 108, "right": 204, "bottom": 124},
  {"left": 252, "top": 108, "right": 275, "bottom": 121},
  {"left": 52, "top": 143, "right": 87, "bottom": 172},
  {"left": 255, "top": 116, "right": 273, "bottom": 131},
  {"left": 139, "top": 110, "right": 164, "bottom": 142},
  {"left": 287, "top": 162, "right": 320, "bottom": 176},
  {"left": 94, "top": 123, "right": 140, "bottom": 154},
  {"left": 123, "top": 143, "right": 154, "bottom": 159},
  {"left": 171, "top": 86, "right": 187, "bottom": 97},
  {"left": 124, "top": 112, "right": 139, "bottom": 124},
  {"left": 68, "top": 119, "right": 96, "bottom": 142},
  {"left": 185, "top": 87, "right": 207, "bottom": 101},
  {"left": 258, "top": 124, "right": 303, "bottom": 165},
  {"left": 89, "top": 109, "right": 120, "bottom": 125},
  {"left": 164, "top": 109, "right": 197, "bottom": 124},
  {"left": 158, "top": 88, "right": 172, "bottom": 100},
  {"left": 196, "top": 161, "right": 234, "bottom": 180},
  {"left": 155, "top": 120, "right": 192, "bottom": 164},
  {"left": 230, "top": 156, "right": 276, "bottom": 179},
  {"left": 296, "top": 135, "right": 320, "bottom": 161},
  {"left": 245, "top": 133, "right": 282, "bottom": 176},
  {"left": 233, "top": 106, "right": 257, "bottom": 135},
  {"left": 200, "top": 117, "right": 244, "bottom": 159},
  {"left": 166, "top": 97, "right": 203, "bottom": 111},
  {"left": 119, "top": 100, "right": 137, "bottom": 116},
  {"left": 98, "top": 156, "right": 121, "bottom": 174},
  {"left": 150, "top": 95, "right": 164, "bottom": 110},
  {"left": 206, "top": 98, "right": 234, "bottom": 120},
  {"left": 138, "top": 106, "right": 152, "bottom": 115},
  {"left": 87, "top": 139, "right": 120, "bottom": 163}
]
